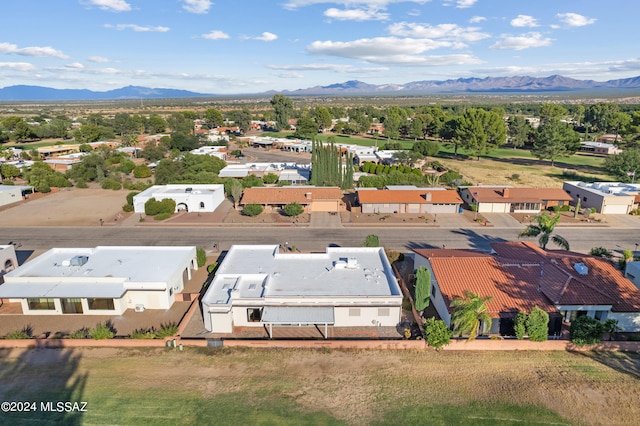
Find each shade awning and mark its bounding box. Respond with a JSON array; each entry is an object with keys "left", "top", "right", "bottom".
[
  {"left": 0, "top": 282, "right": 127, "bottom": 299},
  {"left": 261, "top": 306, "right": 335, "bottom": 324}
]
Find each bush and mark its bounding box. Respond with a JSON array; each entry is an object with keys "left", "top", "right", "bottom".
[
  {"left": 154, "top": 212, "right": 172, "bottom": 220},
  {"left": 133, "top": 164, "right": 152, "bottom": 178},
  {"left": 2, "top": 179, "right": 14, "bottom": 185},
  {"left": 551, "top": 205, "right": 571, "bottom": 212},
  {"left": 126, "top": 191, "right": 139, "bottom": 206},
  {"left": 424, "top": 317, "right": 453, "bottom": 350},
  {"left": 130, "top": 328, "right": 157, "bottom": 339},
  {"left": 207, "top": 262, "right": 219, "bottom": 274},
  {"left": 68, "top": 328, "right": 89, "bottom": 339},
  {"left": 242, "top": 203, "right": 263, "bottom": 216},
  {"left": 5, "top": 327, "right": 32, "bottom": 339},
  {"left": 362, "top": 234, "right": 380, "bottom": 247},
  {"left": 263, "top": 173, "right": 279, "bottom": 184},
  {"left": 590, "top": 246, "right": 613, "bottom": 258},
  {"left": 196, "top": 247, "right": 207, "bottom": 267},
  {"left": 38, "top": 182, "right": 51, "bottom": 193},
  {"left": 283, "top": 202, "right": 304, "bottom": 217},
  {"left": 101, "top": 177, "right": 122, "bottom": 190},
  {"left": 156, "top": 322, "right": 178, "bottom": 338},
  {"left": 122, "top": 203, "right": 134, "bottom": 212},
  {"left": 145, "top": 197, "right": 175, "bottom": 216},
  {"left": 89, "top": 322, "right": 115, "bottom": 339},
  {"left": 514, "top": 311, "right": 527, "bottom": 340},
  {"left": 439, "top": 170, "right": 462, "bottom": 184},
  {"left": 75, "top": 178, "right": 88, "bottom": 188},
  {"left": 119, "top": 160, "right": 136, "bottom": 174},
  {"left": 570, "top": 315, "right": 603, "bottom": 345},
  {"left": 526, "top": 307, "right": 549, "bottom": 342}
]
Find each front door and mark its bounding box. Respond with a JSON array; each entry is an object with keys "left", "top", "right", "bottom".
[{"left": 61, "top": 298, "right": 83, "bottom": 314}]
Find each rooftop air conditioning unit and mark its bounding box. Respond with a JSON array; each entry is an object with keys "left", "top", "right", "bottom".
[{"left": 134, "top": 304, "right": 145, "bottom": 313}]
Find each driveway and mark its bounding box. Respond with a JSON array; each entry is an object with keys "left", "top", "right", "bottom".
[{"left": 481, "top": 213, "right": 523, "bottom": 228}]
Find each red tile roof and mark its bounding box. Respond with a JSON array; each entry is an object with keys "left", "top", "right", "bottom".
[
  {"left": 241, "top": 187, "right": 343, "bottom": 205},
  {"left": 357, "top": 189, "right": 462, "bottom": 204},
  {"left": 414, "top": 242, "right": 640, "bottom": 316},
  {"left": 463, "top": 187, "right": 572, "bottom": 203}
]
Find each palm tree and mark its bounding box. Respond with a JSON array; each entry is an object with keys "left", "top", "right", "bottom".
[
  {"left": 519, "top": 212, "right": 569, "bottom": 250},
  {"left": 450, "top": 290, "right": 493, "bottom": 340}
]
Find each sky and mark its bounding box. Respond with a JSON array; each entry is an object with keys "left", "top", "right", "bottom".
[{"left": 0, "top": 0, "right": 638, "bottom": 94}]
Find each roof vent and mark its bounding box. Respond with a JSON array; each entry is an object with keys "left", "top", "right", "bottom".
[{"left": 573, "top": 262, "right": 588, "bottom": 275}]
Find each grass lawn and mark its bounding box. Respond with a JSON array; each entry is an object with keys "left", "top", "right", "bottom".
[{"left": 1, "top": 347, "right": 639, "bottom": 425}]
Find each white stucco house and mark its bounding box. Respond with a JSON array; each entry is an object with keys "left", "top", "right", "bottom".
[
  {"left": 0, "top": 185, "right": 26, "bottom": 207},
  {"left": 133, "top": 184, "right": 225, "bottom": 213},
  {"left": 0, "top": 246, "right": 197, "bottom": 315},
  {"left": 0, "top": 244, "right": 18, "bottom": 284},
  {"left": 201, "top": 245, "right": 402, "bottom": 338},
  {"left": 562, "top": 181, "right": 639, "bottom": 214}
]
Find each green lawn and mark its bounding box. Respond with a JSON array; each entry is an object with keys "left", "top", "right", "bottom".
[{"left": 2, "top": 347, "right": 639, "bottom": 425}]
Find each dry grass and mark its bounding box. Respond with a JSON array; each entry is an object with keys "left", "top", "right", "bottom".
[{"left": 1, "top": 347, "right": 639, "bottom": 425}]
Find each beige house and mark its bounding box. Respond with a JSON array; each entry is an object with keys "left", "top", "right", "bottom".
[
  {"left": 459, "top": 186, "right": 573, "bottom": 214},
  {"left": 240, "top": 186, "right": 344, "bottom": 213}
]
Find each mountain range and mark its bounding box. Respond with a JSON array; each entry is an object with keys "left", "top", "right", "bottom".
[{"left": 2, "top": 75, "right": 640, "bottom": 100}]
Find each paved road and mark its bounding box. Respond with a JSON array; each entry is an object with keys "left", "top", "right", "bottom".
[{"left": 3, "top": 226, "right": 640, "bottom": 254}]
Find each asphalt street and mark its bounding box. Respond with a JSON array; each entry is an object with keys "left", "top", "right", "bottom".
[{"left": 3, "top": 225, "right": 640, "bottom": 254}]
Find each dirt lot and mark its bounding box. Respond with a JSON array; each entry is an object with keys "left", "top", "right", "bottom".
[{"left": 0, "top": 187, "right": 128, "bottom": 226}]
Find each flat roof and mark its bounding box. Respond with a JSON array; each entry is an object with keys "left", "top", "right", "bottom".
[
  {"left": 4, "top": 246, "right": 196, "bottom": 283},
  {"left": 203, "top": 245, "right": 400, "bottom": 306}
]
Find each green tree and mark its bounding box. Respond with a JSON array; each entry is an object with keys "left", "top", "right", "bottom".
[
  {"left": 519, "top": 212, "right": 569, "bottom": 250},
  {"left": 532, "top": 118, "right": 581, "bottom": 166},
  {"left": 526, "top": 307, "right": 549, "bottom": 342},
  {"left": 313, "top": 106, "right": 333, "bottom": 131},
  {"left": 603, "top": 149, "right": 640, "bottom": 182},
  {"left": 362, "top": 234, "right": 380, "bottom": 247},
  {"left": 146, "top": 114, "right": 167, "bottom": 134},
  {"left": 262, "top": 173, "right": 279, "bottom": 184},
  {"left": 584, "top": 102, "right": 620, "bottom": 133},
  {"left": 294, "top": 116, "right": 318, "bottom": 139},
  {"left": 423, "top": 317, "right": 453, "bottom": 350},
  {"left": 414, "top": 266, "right": 431, "bottom": 311},
  {"left": 283, "top": 202, "right": 304, "bottom": 217},
  {"left": 271, "top": 94, "right": 294, "bottom": 131},
  {"left": 225, "top": 179, "right": 244, "bottom": 209},
  {"left": 514, "top": 311, "right": 527, "bottom": 340},
  {"left": 0, "top": 163, "right": 20, "bottom": 180},
  {"left": 539, "top": 103, "right": 568, "bottom": 123},
  {"left": 133, "top": 164, "right": 152, "bottom": 178},
  {"left": 242, "top": 203, "right": 263, "bottom": 216},
  {"left": 229, "top": 108, "right": 252, "bottom": 134},
  {"left": 204, "top": 108, "right": 224, "bottom": 127},
  {"left": 456, "top": 108, "right": 506, "bottom": 160},
  {"left": 450, "top": 290, "right": 493, "bottom": 340},
  {"left": 393, "top": 150, "right": 422, "bottom": 167},
  {"left": 412, "top": 140, "right": 440, "bottom": 157},
  {"left": 506, "top": 115, "right": 531, "bottom": 149}
]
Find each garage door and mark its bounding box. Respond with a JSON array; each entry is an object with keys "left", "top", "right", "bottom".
[
  {"left": 311, "top": 201, "right": 339, "bottom": 212},
  {"left": 407, "top": 204, "right": 420, "bottom": 213},
  {"left": 603, "top": 204, "right": 629, "bottom": 214}
]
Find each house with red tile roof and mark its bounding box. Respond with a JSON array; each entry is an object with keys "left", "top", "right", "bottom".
[
  {"left": 413, "top": 241, "right": 640, "bottom": 336},
  {"left": 356, "top": 187, "right": 462, "bottom": 214},
  {"left": 240, "top": 187, "right": 344, "bottom": 213},
  {"left": 459, "top": 186, "right": 572, "bottom": 214}
]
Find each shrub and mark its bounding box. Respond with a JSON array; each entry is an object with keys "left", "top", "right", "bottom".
[
  {"left": 514, "top": 311, "right": 527, "bottom": 340},
  {"left": 242, "top": 203, "right": 263, "bottom": 216},
  {"left": 38, "top": 182, "right": 51, "bottom": 193},
  {"left": 49, "top": 173, "right": 72, "bottom": 188},
  {"left": 118, "top": 160, "right": 136, "bottom": 174},
  {"left": 439, "top": 170, "right": 462, "bottom": 184},
  {"left": 590, "top": 246, "right": 613, "bottom": 259},
  {"left": 402, "top": 296, "right": 412, "bottom": 311},
  {"left": 75, "top": 178, "right": 88, "bottom": 188},
  {"left": 156, "top": 322, "right": 178, "bottom": 338},
  {"left": 263, "top": 173, "right": 279, "bottom": 184},
  {"left": 5, "top": 327, "right": 32, "bottom": 339},
  {"left": 68, "top": 327, "right": 89, "bottom": 339},
  {"left": 362, "top": 234, "right": 379, "bottom": 247},
  {"left": 385, "top": 249, "right": 401, "bottom": 264},
  {"left": 154, "top": 212, "right": 172, "bottom": 220},
  {"left": 101, "top": 177, "right": 122, "bottom": 190},
  {"left": 2, "top": 179, "right": 14, "bottom": 185},
  {"left": 126, "top": 191, "right": 139, "bottom": 206},
  {"left": 283, "top": 202, "right": 304, "bottom": 217},
  {"left": 122, "top": 203, "right": 134, "bottom": 212},
  {"left": 551, "top": 205, "right": 571, "bottom": 212},
  {"left": 130, "top": 328, "right": 157, "bottom": 339},
  {"left": 145, "top": 197, "right": 175, "bottom": 216},
  {"left": 133, "top": 164, "right": 152, "bottom": 178},
  {"left": 89, "top": 322, "right": 115, "bottom": 340},
  {"left": 196, "top": 247, "right": 207, "bottom": 267},
  {"left": 526, "top": 307, "right": 549, "bottom": 342},
  {"left": 424, "top": 317, "right": 453, "bottom": 350},
  {"left": 207, "top": 262, "right": 219, "bottom": 274},
  {"left": 570, "top": 315, "right": 603, "bottom": 345}
]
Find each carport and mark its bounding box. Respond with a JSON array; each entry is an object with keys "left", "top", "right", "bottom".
[{"left": 261, "top": 306, "right": 334, "bottom": 339}]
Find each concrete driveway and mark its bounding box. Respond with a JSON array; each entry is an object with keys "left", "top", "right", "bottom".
[{"left": 481, "top": 213, "right": 523, "bottom": 228}]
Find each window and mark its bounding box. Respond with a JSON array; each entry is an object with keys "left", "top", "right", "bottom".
[
  {"left": 431, "top": 285, "right": 436, "bottom": 296},
  {"left": 87, "top": 298, "right": 115, "bottom": 310},
  {"left": 378, "top": 308, "right": 390, "bottom": 317},
  {"left": 349, "top": 308, "right": 361, "bottom": 317},
  {"left": 200, "top": 202, "right": 205, "bottom": 209},
  {"left": 247, "top": 308, "right": 262, "bottom": 322},
  {"left": 27, "top": 298, "right": 55, "bottom": 310},
  {"left": 4, "top": 259, "right": 14, "bottom": 272},
  {"left": 583, "top": 197, "right": 587, "bottom": 202}
]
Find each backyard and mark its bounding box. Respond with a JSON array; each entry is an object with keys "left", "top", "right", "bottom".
[{"left": 0, "top": 347, "right": 638, "bottom": 425}]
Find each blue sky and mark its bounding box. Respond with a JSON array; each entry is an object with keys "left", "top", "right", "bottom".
[{"left": 0, "top": 0, "right": 637, "bottom": 94}]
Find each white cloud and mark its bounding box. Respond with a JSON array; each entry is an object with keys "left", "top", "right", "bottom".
[
  {"left": 0, "top": 42, "right": 68, "bottom": 59},
  {"left": 490, "top": 32, "right": 552, "bottom": 50},
  {"left": 267, "top": 63, "right": 388, "bottom": 73},
  {"left": 388, "top": 22, "right": 490, "bottom": 43},
  {"left": 274, "top": 72, "right": 304, "bottom": 79},
  {"left": 556, "top": 13, "right": 596, "bottom": 27},
  {"left": 469, "top": 16, "right": 485, "bottom": 23},
  {"left": 0, "top": 62, "right": 35, "bottom": 72},
  {"left": 324, "top": 8, "right": 389, "bottom": 21},
  {"left": 87, "top": 0, "right": 132, "bottom": 12},
  {"left": 283, "top": 1, "right": 430, "bottom": 10},
  {"left": 511, "top": 15, "right": 538, "bottom": 28},
  {"left": 202, "top": 30, "right": 230, "bottom": 40},
  {"left": 307, "top": 36, "right": 482, "bottom": 66},
  {"left": 87, "top": 56, "right": 111, "bottom": 63},
  {"left": 65, "top": 62, "right": 85, "bottom": 69},
  {"left": 254, "top": 32, "right": 278, "bottom": 42},
  {"left": 443, "top": 0, "right": 477, "bottom": 8},
  {"left": 104, "top": 24, "right": 170, "bottom": 32},
  {"left": 182, "top": 0, "right": 212, "bottom": 14}
]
